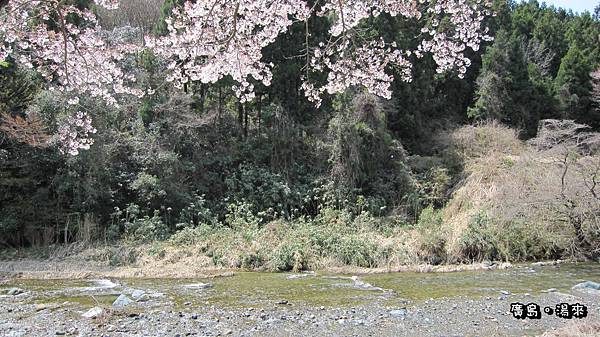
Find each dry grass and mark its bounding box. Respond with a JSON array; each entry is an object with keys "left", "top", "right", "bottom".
[
  {"left": 443, "top": 121, "right": 600, "bottom": 262},
  {"left": 443, "top": 122, "right": 527, "bottom": 259}
]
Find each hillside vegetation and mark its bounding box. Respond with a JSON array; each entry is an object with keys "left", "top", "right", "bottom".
[
  {"left": 4, "top": 121, "right": 596, "bottom": 272},
  {"left": 1, "top": 1, "right": 599, "bottom": 269}
]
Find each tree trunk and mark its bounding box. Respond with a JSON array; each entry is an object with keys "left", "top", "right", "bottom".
[
  {"left": 237, "top": 101, "right": 244, "bottom": 139},
  {"left": 218, "top": 86, "right": 223, "bottom": 120},
  {"left": 243, "top": 104, "right": 248, "bottom": 138},
  {"left": 257, "top": 94, "right": 262, "bottom": 134}
]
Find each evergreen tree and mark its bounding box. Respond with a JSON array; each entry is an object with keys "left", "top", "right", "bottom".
[
  {"left": 0, "top": 62, "right": 39, "bottom": 115},
  {"left": 154, "top": 0, "right": 185, "bottom": 36},
  {"left": 469, "top": 30, "right": 545, "bottom": 135},
  {"left": 555, "top": 44, "right": 597, "bottom": 126}
]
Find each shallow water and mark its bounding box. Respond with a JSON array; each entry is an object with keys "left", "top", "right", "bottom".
[{"left": 2, "top": 263, "right": 599, "bottom": 309}]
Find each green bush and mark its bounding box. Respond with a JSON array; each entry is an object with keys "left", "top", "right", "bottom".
[
  {"left": 178, "top": 194, "right": 218, "bottom": 227},
  {"left": 416, "top": 206, "right": 447, "bottom": 264},
  {"left": 315, "top": 207, "right": 353, "bottom": 228},
  {"left": 130, "top": 172, "right": 167, "bottom": 207},
  {"left": 124, "top": 209, "right": 169, "bottom": 243},
  {"left": 269, "top": 242, "right": 309, "bottom": 271},
  {"left": 148, "top": 243, "right": 166, "bottom": 259},
  {"left": 207, "top": 249, "right": 226, "bottom": 267},
  {"left": 225, "top": 201, "right": 263, "bottom": 229},
  {"left": 225, "top": 164, "right": 297, "bottom": 220},
  {"left": 458, "top": 211, "right": 497, "bottom": 261},
  {"left": 331, "top": 236, "right": 380, "bottom": 267},
  {"left": 169, "top": 224, "right": 213, "bottom": 245},
  {"left": 495, "top": 220, "right": 559, "bottom": 262},
  {"left": 458, "top": 211, "right": 562, "bottom": 262},
  {"left": 240, "top": 251, "right": 266, "bottom": 269},
  {"left": 303, "top": 224, "right": 342, "bottom": 256}
]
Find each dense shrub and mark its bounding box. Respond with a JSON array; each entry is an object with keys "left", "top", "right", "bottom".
[
  {"left": 458, "top": 211, "right": 497, "bottom": 261},
  {"left": 330, "top": 236, "right": 380, "bottom": 267},
  {"left": 123, "top": 209, "right": 169, "bottom": 243},
  {"left": 169, "top": 225, "right": 213, "bottom": 246},
  {"left": 416, "top": 206, "right": 447, "bottom": 264},
  {"left": 225, "top": 164, "right": 298, "bottom": 220},
  {"left": 225, "top": 201, "right": 263, "bottom": 229},
  {"left": 178, "top": 194, "right": 218, "bottom": 227},
  {"left": 269, "top": 241, "right": 310, "bottom": 271}
]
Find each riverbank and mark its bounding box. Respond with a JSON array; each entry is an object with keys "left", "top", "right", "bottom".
[
  {"left": 0, "top": 257, "right": 514, "bottom": 280},
  {"left": 0, "top": 241, "right": 518, "bottom": 280},
  {"left": 1, "top": 264, "right": 599, "bottom": 336}
]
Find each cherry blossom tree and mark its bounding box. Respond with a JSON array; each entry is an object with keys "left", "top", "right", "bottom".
[
  {"left": 149, "top": 0, "right": 493, "bottom": 106},
  {"left": 1, "top": 0, "right": 493, "bottom": 152},
  {"left": 0, "top": 0, "right": 141, "bottom": 105},
  {"left": 56, "top": 110, "right": 97, "bottom": 155}
]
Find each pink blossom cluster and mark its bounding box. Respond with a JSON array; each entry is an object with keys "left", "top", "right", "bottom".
[
  {"left": 147, "top": 0, "right": 310, "bottom": 103},
  {"left": 1, "top": 0, "right": 493, "bottom": 155},
  {"left": 418, "top": 0, "right": 493, "bottom": 78},
  {"left": 302, "top": 0, "right": 492, "bottom": 105},
  {"left": 319, "top": 0, "right": 421, "bottom": 37},
  {"left": 0, "top": 0, "right": 141, "bottom": 105},
  {"left": 1, "top": 0, "right": 492, "bottom": 106},
  {"left": 56, "top": 111, "right": 97, "bottom": 156},
  {"left": 304, "top": 39, "right": 412, "bottom": 107},
  {"left": 146, "top": 0, "right": 491, "bottom": 106}
]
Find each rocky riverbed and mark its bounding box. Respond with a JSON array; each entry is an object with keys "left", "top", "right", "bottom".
[{"left": 1, "top": 263, "right": 599, "bottom": 336}]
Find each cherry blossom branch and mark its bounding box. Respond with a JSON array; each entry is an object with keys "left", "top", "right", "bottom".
[{"left": 1, "top": 0, "right": 494, "bottom": 155}]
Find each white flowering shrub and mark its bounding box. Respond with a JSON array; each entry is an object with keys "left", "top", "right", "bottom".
[{"left": 56, "top": 111, "right": 97, "bottom": 156}]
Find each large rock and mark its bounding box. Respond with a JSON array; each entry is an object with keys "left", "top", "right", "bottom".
[
  {"left": 82, "top": 307, "right": 104, "bottom": 319},
  {"left": 5, "top": 288, "right": 25, "bottom": 296},
  {"left": 389, "top": 309, "right": 407, "bottom": 318},
  {"left": 572, "top": 281, "right": 600, "bottom": 291},
  {"left": 131, "top": 289, "right": 149, "bottom": 302},
  {"left": 113, "top": 294, "right": 134, "bottom": 307}
]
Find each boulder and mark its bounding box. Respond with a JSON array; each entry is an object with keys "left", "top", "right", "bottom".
[
  {"left": 82, "top": 307, "right": 104, "bottom": 319},
  {"left": 131, "top": 289, "right": 149, "bottom": 302},
  {"left": 572, "top": 281, "right": 600, "bottom": 291},
  {"left": 5, "top": 288, "right": 25, "bottom": 296},
  {"left": 113, "top": 294, "right": 134, "bottom": 307}
]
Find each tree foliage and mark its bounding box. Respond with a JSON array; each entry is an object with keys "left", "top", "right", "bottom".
[{"left": 0, "top": 0, "right": 599, "bottom": 252}]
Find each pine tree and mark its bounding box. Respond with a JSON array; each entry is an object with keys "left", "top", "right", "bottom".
[{"left": 555, "top": 44, "right": 596, "bottom": 126}]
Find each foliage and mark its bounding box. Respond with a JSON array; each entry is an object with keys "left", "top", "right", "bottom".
[
  {"left": 225, "top": 164, "right": 296, "bottom": 220},
  {"left": 415, "top": 206, "right": 447, "bottom": 264},
  {"left": 269, "top": 242, "right": 310, "bottom": 272},
  {"left": 458, "top": 211, "right": 497, "bottom": 261},
  {"left": 1, "top": 0, "right": 599, "bottom": 268},
  {"left": 178, "top": 194, "right": 218, "bottom": 228},
  {"left": 122, "top": 207, "right": 169, "bottom": 243}
]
